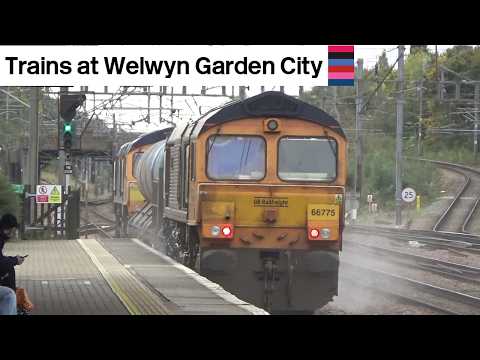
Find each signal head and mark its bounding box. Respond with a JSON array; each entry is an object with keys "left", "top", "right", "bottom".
[{"left": 60, "top": 94, "right": 86, "bottom": 122}]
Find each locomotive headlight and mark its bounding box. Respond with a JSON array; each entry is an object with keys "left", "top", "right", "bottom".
[
  {"left": 267, "top": 119, "right": 279, "bottom": 131},
  {"left": 211, "top": 225, "right": 221, "bottom": 236},
  {"left": 320, "top": 228, "right": 331, "bottom": 239}
]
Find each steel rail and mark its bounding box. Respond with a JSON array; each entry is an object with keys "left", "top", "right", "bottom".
[
  {"left": 346, "top": 225, "right": 480, "bottom": 247},
  {"left": 87, "top": 205, "right": 116, "bottom": 225},
  {"left": 412, "top": 158, "right": 480, "bottom": 234},
  {"left": 341, "top": 260, "right": 480, "bottom": 315},
  {"left": 462, "top": 198, "right": 480, "bottom": 233},
  {"left": 80, "top": 224, "right": 116, "bottom": 240},
  {"left": 79, "top": 220, "right": 115, "bottom": 238},
  {"left": 80, "top": 198, "right": 113, "bottom": 206},
  {"left": 339, "top": 275, "right": 457, "bottom": 315},
  {"left": 432, "top": 166, "right": 470, "bottom": 231},
  {"left": 344, "top": 240, "right": 480, "bottom": 284}
]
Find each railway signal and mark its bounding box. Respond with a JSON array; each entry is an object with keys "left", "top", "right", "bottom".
[
  {"left": 60, "top": 94, "right": 86, "bottom": 151},
  {"left": 60, "top": 94, "right": 86, "bottom": 122},
  {"left": 63, "top": 121, "right": 73, "bottom": 150}
]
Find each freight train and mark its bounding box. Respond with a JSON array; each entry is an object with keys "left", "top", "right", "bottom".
[
  {"left": 113, "top": 129, "right": 173, "bottom": 236},
  {"left": 114, "top": 91, "right": 347, "bottom": 313}
]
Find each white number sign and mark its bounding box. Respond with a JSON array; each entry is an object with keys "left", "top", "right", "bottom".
[{"left": 401, "top": 187, "right": 416, "bottom": 203}]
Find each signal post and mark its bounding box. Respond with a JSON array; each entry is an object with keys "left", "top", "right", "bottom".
[
  {"left": 57, "top": 91, "right": 86, "bottom": 236},
  {"left": 59, "top": 91, "right": 86, "bottom": 192}
]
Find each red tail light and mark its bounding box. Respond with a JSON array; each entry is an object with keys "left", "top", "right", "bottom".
[
  {"left": 221, "top": 225, "right": 233, "bottom": 237},
  {"left": 310, "top": 228, "right": 319, "bottom": 238}
]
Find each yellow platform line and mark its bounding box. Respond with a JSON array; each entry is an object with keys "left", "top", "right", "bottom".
[{"left": 77, "top": 238, "right": 170, "bottom": 315}]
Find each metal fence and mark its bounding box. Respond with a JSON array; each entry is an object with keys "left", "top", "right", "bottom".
[{"left": 20, "top": 185, "right": 80, "bottom": 240}]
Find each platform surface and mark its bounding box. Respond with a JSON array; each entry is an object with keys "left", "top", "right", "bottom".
[
  {"left": 4, "top": 236, "right": 267, "bottom": 315},
  {"left": 97, "top": 236, "right": 267, "bottom": 315},
  {"left": 5, "top": 239, "right": 129, "bottom": 315}
]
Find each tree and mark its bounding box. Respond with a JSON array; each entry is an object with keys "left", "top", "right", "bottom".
[
  {"left": 0, "top": 172, "right": 20, "bottom": 217},
  {"left": 410, "top": 45, "right": 428, "bottom": 55}
]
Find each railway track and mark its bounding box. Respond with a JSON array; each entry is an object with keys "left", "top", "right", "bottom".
[
  {"left": 80, "top": 197, "right": 113, "bottom": 206},
  {"left": 416, "top": 159, "right": 480, "bottom": 234},
  {"left": 80, "top": 199, "right": 116, "bottom": 224},
  {"left": 79, "top": 200, "right": 116, "bottom": 236},
  {"left": 344, "top": 221, "right": 480, "bottom": 314},
  {"left": 340, "top": 253, "right": 480, "bottom": 315},
  {"left": 344, "top": 240, "right": 480, "bottom": 286},
  {"left": 339, "top": 275, "right": 456, "bottom": 315},
  {"left": 79, "top": 222, "right": 115, "bottom": 236},
  {"left": 346, "top": 225, "right": 480, "bottom": 253},
  {"left": 347, "top": 159, "right": 480, "bottom": 253}
]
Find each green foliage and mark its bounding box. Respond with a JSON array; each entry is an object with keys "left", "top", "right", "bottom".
[
  {"left": 300, "top": 45, "right": 480, "bottom": 212},
  {"left": 362, "top": 136, "right": 440, "bottom": 208},
  {"left": 442, "top": 46, "right": 480, "bottom": 80},
  {"left": 422, "top": 142, "right": 479, "bottom": 166},
  {"left": 0, "top": 171, "right": 20, "bottom": 218}
]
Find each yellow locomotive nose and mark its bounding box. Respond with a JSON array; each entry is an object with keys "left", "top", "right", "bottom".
[
  {"left": 199, "top": 184, "right": 343, "bottom": 250},
  {"left": 201, "top": 201, "right": 235, "bottom": 240},
  {"left": 263, "top": 208, "right": 278, "bottom": 224},
  {"left": 306, "top": 203, "right": 340, "bottom": 241}
]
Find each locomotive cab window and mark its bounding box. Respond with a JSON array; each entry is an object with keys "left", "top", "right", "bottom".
[
  {"left": 278, "top": 137, "right": 337, "bottom": 181},
  {"left": 182, "top": 144, "right": 190, "bottom": 208},
  {"left": 113, "top": 160, "right": 118, "bottom": 196},
  {"left": 207, "top": 135, "right": 265, "bottom": 180},
  {"left": 120, "top": 159, "right": 125, "bottom": 195}
]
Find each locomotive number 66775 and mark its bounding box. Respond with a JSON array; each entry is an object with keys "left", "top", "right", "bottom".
[{"left": 119, "top": 91, "right": 347, "bottom": 313}]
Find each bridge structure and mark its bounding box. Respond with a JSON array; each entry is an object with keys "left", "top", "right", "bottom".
[{"left": 39, "top": 118, "right": 142, "bottom": 157}]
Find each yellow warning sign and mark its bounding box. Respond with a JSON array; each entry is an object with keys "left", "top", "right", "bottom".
[
  {"left": 50, "top": 186, "right": 62, "bottom": 204},
  {"left": 37, "top": 185, "right": 62, "bottom": 204}
]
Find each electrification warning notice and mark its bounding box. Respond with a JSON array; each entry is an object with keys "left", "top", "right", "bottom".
[{"left": 36, "top": 185, "right": 62, "bottom": 204}]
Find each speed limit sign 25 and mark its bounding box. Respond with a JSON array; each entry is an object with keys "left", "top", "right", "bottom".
[{"left": 401, "top": 187, "right": 416, "bottom": 203}]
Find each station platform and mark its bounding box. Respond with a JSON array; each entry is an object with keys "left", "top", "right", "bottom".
[{"left": 4, "top": 236, "right": 268, "bottom": 315}]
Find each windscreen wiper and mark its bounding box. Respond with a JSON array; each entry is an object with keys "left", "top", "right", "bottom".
[
  {"left": 206, "top": 127, "right": 222, "bottom": 157},
  {"left": 323, "top": 129, "right": 337, "bottom": 158}
]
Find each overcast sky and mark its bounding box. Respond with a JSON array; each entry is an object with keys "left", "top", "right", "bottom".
[{"left": 58, "top": 45, "right": 462, "bottom": 133}]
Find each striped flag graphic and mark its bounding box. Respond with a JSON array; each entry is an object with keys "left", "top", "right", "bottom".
[{"left": 328, "top": 45, "right": 354, "bottom": 86}]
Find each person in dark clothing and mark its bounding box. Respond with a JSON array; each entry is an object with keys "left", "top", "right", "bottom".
[
  {"left": 0, "top": 213, "right": 34, "bottom": 313},
  {"left": 0, "top": 214, "right": 25, "bottom": 291}
]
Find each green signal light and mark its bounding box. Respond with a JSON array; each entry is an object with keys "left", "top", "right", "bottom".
[{"left": 64, "top": 123, "right": 72, "bottom": 133}]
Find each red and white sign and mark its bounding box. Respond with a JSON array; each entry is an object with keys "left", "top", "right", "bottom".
[
  {"left": 36, "top": 195, "right": 48, "bottom": 202},
  {"left": 36, "top": 185, "right": 62, "bottom": 204}
]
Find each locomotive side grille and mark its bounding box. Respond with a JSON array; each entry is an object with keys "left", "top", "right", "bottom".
[{"left": 168, "top": 144, "right": 181, "bottom": 209}]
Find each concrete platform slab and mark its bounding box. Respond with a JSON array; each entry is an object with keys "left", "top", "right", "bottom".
[
  {"left": 98, "top": 236, "right": 268, "bottom": 315},
  {"left": 5, "top": 240, "right": 129, "bottom": 315},
  {"left": 4, "top": 236, "right": 268, "bottom": 315}
]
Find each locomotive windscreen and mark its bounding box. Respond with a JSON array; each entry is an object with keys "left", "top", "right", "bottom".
[
  {"left": 207, "top": 135, "right": 265, "bottom": 180},
  {"left": 278, "top": 137, "right": 337, "bottom": 181}
]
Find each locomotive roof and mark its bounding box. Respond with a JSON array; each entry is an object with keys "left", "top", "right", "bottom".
[
  {"left": 116, "top": 127, "right": 173, "bottom": 158},
  {"left": 193, "top": 91, "right": 345, "bottom": 138}
]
